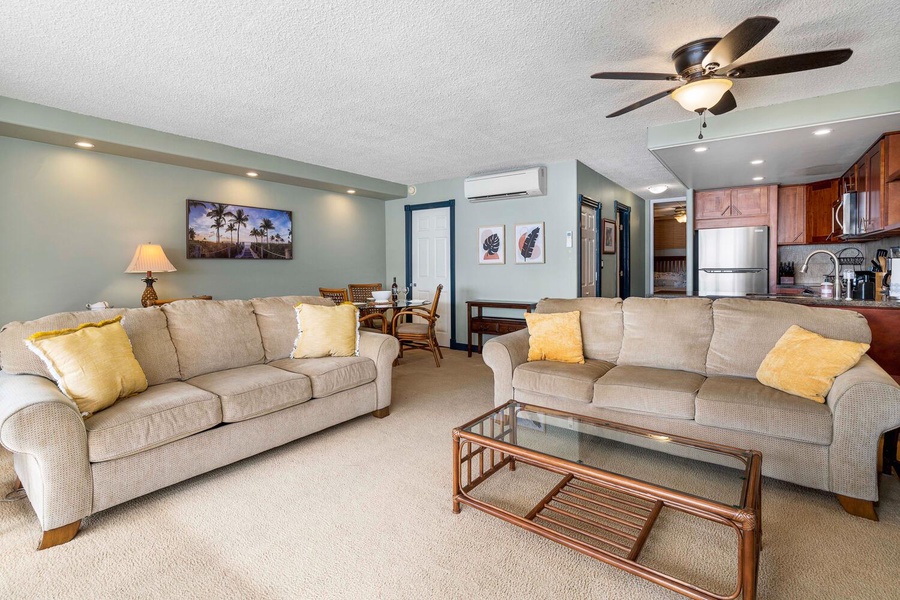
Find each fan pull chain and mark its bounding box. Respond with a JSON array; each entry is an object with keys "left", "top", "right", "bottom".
[{"left": 697, "top": 110, "right": 708, "bottom": 139}]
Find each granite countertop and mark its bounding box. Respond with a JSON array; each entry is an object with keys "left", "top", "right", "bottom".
[
  {"left": 652, "top": 292, "right": 900, "bottom": 309},
  {"left": 744, "top": 295, "right": 900, "bottom": 309}
]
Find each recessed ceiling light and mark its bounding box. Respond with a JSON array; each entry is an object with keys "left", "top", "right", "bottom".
[
  {"left": 694, "top": 146, "right": 708, "bottom": 153},
  {"left": 347, "top": 189, "right": 356, "bottom": 194},
  {"left": 75, "top": 141, "right": 94, "bottom": 148},
  {"left": 646, "top": 185, "right": 669, "bottom": 194},
  {"left": 752, "top": 176, "right": 765, "bottom": 181},
  {"left": 750, "top": 159, "right": 764, "bottom": 165},
  {"left": 246, "top": 172, "right": 258, "bottom": 177},
  {"left": 813, "top": 128, "right": 832, "bottom": 136}
]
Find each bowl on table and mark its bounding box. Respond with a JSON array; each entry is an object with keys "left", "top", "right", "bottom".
[{"left": 371, "top": 290, "right": 392, "bottom": 303}]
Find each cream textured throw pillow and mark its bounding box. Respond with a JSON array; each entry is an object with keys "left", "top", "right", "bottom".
[
  {"left": 292, "top": 303, "right": 360, "bottom": 358},
  {"left": 25, "top": 316, "right": 148, "bottom": 416}
]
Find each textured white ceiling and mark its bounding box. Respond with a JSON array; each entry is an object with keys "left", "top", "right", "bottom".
[{"left": 1, "top": 0, "right": 898, "bottom": 199}]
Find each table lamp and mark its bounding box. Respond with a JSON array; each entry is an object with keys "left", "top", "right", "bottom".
[{"left": 125, "top": 243, "right": 177, "bottom": 307}]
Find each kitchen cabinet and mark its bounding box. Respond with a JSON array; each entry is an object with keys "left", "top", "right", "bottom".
[
  {"left": 731, "top": 186, "right": 768, "bottom": 216},
  {"left": 695, "top": 190, "right": 732, "bottom": 219},
  {"left": 864, "top": 143, "right": 883, "bottom": 233},
  {"left": 694, "top": 185, "right": 771, "bottom": 225},
  {"left": 805, "top": 179, "right": 840, "bottom": 243},
  {"left": 777, "top": 185, "right": 806, "bottom": 244}
]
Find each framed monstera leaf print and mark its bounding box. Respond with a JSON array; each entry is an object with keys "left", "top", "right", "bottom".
[{"left": 478, "top": 225, "right": 505, "bottom": 265}]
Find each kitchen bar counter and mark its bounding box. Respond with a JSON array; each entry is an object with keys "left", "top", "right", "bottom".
[
  {"left": 653, "top": 292, "right": 900, "bottom": 309},
  {"left": 745, "top": 295, "right": 900, "bottom": 309},
  {"left": 652, "top": 293, "right": 900, "bottom": 378}
]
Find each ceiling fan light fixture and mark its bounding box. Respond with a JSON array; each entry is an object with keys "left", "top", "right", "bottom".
[
  {"left": 670, "top": 79, "right": 733, "bottom": 113},
  {"left": 647, "top": 184, "right": 669, "bottom": 194},
  {"left": 674, "top": 209, "right": 687, "bottom": 224}
]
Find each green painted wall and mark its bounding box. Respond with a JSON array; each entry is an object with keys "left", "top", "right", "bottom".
[
  {"left": 385, "top": 161, "right": 579, "bottom": 344},
  {"left": 575, "top": 161, "right": 646, "bottom": 298},
  {"left": 0, "top": 136, "right": 387, "bottom": 324}
]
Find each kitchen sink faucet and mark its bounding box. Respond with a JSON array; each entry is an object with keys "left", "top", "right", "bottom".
[{"left": 799, "top": 250, "right": 841, "bottom": 299}]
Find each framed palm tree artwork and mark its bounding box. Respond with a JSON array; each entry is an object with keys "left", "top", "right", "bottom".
[
  {"left": 186, "top": 200, "right": 292, "bottom": 259},
  {"left": 478, "top": 225, "right": 505, "bottom": 264},
  {"left": 515, "top": 222, "right": 545, "bottom": 264}
]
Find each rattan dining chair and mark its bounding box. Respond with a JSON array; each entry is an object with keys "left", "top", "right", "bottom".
[
  {"left": 319, "top": 287, "right": 350, "bottom": 304},
  {"left": 391, "top": 284, "right": 443, "bottom": 367},
  {"left": 348, "top": 283, "right": 386, "bottom": 333}
]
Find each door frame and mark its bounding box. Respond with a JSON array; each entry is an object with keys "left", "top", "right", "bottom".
[
  {"left": 404, "top": 200, "right": 456, "bottom": 348},
  {"left": 577, "top": 194, "right": 602, "bottom": 297},
  {"left": 615, "top": 201, "right": 631, "bottom": 299},
  {"left": 645, "top": 196, "right": 688, "bottom": 296}
]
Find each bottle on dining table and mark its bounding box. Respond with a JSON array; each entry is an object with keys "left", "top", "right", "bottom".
[{"left": 391, "top": 277, "right": 398, "bottom": 302}]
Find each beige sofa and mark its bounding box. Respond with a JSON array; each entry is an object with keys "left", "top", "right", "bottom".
[
  {"left": 483, "top": 297, "right": 900, "bottom": 518},
  {"left": 0, "top": 296, "right": 399, "bottom": 549}
]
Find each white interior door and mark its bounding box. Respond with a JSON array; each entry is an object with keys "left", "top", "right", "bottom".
[
  {"left": 580, "top": 204, "right": 598, "bottom": 297},
  {"left": 411, "top": 207, "right": 451, "bottom": 346}
]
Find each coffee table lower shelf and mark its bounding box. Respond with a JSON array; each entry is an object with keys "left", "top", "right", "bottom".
[{"left": 452, "top": 403, "right": 762, "bottom": 600}]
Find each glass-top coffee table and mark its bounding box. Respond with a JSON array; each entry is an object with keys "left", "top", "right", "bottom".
[{"left": 452, "top": 401, "right": 762, "bottom": 600}]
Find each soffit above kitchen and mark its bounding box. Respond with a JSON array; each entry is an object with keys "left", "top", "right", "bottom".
[{"left": 647, "top": 82, "right": 900, "bottom": 191}]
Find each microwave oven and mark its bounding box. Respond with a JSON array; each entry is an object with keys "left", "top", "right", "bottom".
[{"left": 839, "top": 192, "right": 860, "bottom": 236}]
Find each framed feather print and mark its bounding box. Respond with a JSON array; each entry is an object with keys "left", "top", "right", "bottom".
[
  {"left": 478, "top": 225, "right": 505, "bottom": 264},
  {"left": 515, "top": 222, "right": 545, "bottom": 264}
]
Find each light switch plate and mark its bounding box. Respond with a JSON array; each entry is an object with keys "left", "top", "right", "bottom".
[{"left": 566, "top": 231, "right": 573, "bottom": 248}]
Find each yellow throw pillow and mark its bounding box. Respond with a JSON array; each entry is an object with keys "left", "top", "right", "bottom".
[
  {"left": 25, "top": 316, "right": 148, "bottom": 416},
  {"left": 756, "top": 325, "right": 869, "bottom": 403},
  {"left": 292, "top": 303, "right": 360, "bottom": 358},
  {"left": 524, "top": 311, "right": 584, "bottom": 364}
]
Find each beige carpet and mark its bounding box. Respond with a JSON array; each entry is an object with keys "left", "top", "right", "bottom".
[{"left": 1, "top": 349, "right": 899, "bottom": 599}]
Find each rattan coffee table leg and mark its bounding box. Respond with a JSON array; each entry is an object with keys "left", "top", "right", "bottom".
[{"left": 452, "top": 431, "right": 461, "bottom": 513}]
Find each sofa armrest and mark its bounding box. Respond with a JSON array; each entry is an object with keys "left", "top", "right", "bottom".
[
  {"left": 826, "top": 355, "right": 900, "bottom": 500},
  {"left": 0, "top": 372, "right": 93, "bottom": 529},
  {"left": 358, "top": 332, "right": 400, "bottom": 410},
  {"left": 482, "top": 329, "right": 530, "bottom": 407}
]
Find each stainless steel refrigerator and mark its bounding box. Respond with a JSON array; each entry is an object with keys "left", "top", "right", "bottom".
[{"left": 698, "top": 226, "right": 769, "bottom": 296}]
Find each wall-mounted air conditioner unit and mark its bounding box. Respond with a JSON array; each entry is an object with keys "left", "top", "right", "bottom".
[{"left": 464, "top": 167, "right": 547, "bottom": 202}]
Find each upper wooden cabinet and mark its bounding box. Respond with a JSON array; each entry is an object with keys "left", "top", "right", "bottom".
[
  {"left": 805, "top": 179, "right": 839, "bottom": 243},
  {"left": 837, "top": 132, "right": 900, "bottom": 238},
  {"left": 694, "top": 189, "right": 732, "bottom": 219},
  {"left": 731, "top": 186, "right": 768, "bottom": 216},
  {"left": 695, "top": 186, "right": 771, "bottom": 226},
  {"left": 777, "top": 185, "right": 806, "bottom": 245}
]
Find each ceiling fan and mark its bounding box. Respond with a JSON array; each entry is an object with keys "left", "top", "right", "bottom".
[{"left": 592, "top": 16, "right": 853, "bottom": 123}]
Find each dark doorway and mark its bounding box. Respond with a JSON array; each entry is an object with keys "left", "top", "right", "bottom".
[{"left": 615, "top": 202, "right": 632, "bottom": 299}]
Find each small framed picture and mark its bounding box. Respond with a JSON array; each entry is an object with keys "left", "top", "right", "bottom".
[
  {"left": 515, "top": 222, "right": 545, "bottom": 264},
  {"left": 602, "top": 219, "right": 617, "bottom": 254},
  {"left": 478, "top": 226, "right": 505, "bottom": 264}
]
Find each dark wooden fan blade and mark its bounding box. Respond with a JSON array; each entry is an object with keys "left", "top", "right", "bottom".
[
  {"left": 591, "top": 71, "right": 678, "bottom": 81},
  {"left": 708, "top": 90, "right": 737, "bottom": 115},
  {"left": 702, "top": 16, "right": 779, "bottom": 70},
  {"left": 606, "top": 87, "right": 680, "bottom": 118},
  {"left": 722, "top": 49, "right": 853, "bottom": 78}
]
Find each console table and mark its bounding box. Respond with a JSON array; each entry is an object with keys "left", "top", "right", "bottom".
[{"left": 466, "top": 299, "right": 536, "bottom": 357}]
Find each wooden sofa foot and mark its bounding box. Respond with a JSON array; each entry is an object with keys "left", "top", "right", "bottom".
[
  {"left": 836, "top": 495, "right": 878, "bottom": 521},
  {"left": 372, "top": 407, "right": 390, "bottom": 418},
  {"left": 12, "top": 476, "right": 22, "bottom": 491},
  {"left": 37, "top": 521, "right": 81, "bottom": 550}
]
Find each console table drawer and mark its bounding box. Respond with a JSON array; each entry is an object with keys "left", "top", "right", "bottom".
[{"left": 471, "top": 318, "right": 527, "bottom": 335}]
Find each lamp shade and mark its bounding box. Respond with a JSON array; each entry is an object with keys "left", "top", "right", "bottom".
[
  {"left": 671, "top": 79, "right": 733, "bottom": 113},
  {"left": 125, "top": 244, "right": 177, "bottom": 274}
]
